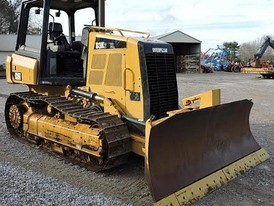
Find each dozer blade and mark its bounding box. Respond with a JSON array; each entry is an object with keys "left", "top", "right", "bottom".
[{"left": 145, "top": 99, "right": 269, "bottom": 205}]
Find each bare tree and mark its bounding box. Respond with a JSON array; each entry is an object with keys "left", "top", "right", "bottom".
[
  {"left": 239, "top": 35, "right": 274, "bottom": 65},
  {"left": 0, "top": 0, "right": 10, "bottom": 33},
  {"left": 239, "top": 42, "right": 257, "bottom": 63},
  {"left": 27, "top": 9, "right": 43, "bottom": 35},
  {"left": 0, "top": 0, "right": 21, "bottom": 34}
]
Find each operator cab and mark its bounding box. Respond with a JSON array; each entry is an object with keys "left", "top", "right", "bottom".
[{"left": 15, "top": 0, "right": 104, "bottom": 85}]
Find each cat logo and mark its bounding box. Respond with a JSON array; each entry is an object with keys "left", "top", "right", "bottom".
[
  {"left": 152, "top": 48, "right": 168, "bottom": 53},
  {"left": 14, "top": 72, "right": 22, "bottom": 81}
]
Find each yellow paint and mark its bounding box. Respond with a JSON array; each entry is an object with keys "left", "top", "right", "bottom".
[
  {"left": 23, "top": 108, "right": 103, "bottom": 158},
  {"left": 7, "top": 54, "right": 38, "bottom": 85},
  {"left": 182, "top": 89, "right": 221, "bottom": 109},
  {"left": 86, "top": 31, "right": 144, "bottom": 120},
  {"left": 24, "top": 113, "right": 43, "bottom": 135},
  {"left": 145, "top": 118, "right": 153, "bottom": 169},
  {"left": 175, "top": 169, "right": 227, "bottom": 205},
  {"left": 5, "top": 55, "right": 12, "bottom": 83},
  {"left": 103, "top": 98, "right": 146, "bottom": 157},
  {"left": 103, "top": 98, "right": 122, "bottom": 117},
  {"left": 124, "top": 38, "right": 144, "bottom": 119},
  {"left": 154, "top": 148, "right": 270, "bottom": 206},
  {"left": 155, "top": 194, "right": 180, "bottom": 206},
  {"left": 64, "top": 114, "right": 77, "bottom": 123},
  {"left": 29, "top": 85, "right": 67, "bottom": 96},
  {"left": 124, "top": 68, "right": 135, "bottom": 91},
  {"left": 256, "top": 148, "right": 270, "bottom": 162},
  {"left": 91, "top": 26, "right": 150, "bottom": 38},
  {"left": 241, "top": 67, "right": 274, "bottom": 74},
  {"left": 51, "top": 143, "right": 64, "bottom": 154},
  {"left": 131, "top": 133, "right": 145, "bottom": 157}
]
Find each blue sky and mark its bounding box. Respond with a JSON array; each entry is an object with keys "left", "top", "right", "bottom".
[{"left": 105, "top": 0, "right": 274, "bottom": 52}]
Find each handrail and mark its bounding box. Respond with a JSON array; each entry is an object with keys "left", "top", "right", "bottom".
[{"left": 90, "top": 26, "right": 150, "bottom": 39}]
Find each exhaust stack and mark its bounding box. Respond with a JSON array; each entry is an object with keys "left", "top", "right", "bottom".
[{"left": 98, "top": 0, "right": 105, "bottom": 27}]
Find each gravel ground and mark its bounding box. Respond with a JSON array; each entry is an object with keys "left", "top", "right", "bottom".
[{"left": 0, "top": 72, "right": 273, "bottom": 205}]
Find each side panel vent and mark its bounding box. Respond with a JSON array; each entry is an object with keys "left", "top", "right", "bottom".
[
  {"left": 104, "top": 53, "right": 122, "bottom": 86},
  {"left": 91, "top": 54, "right": 107, "bottom": 70},
  {"left": 89, "top": 71, "right": 104, "bottom": 85}
]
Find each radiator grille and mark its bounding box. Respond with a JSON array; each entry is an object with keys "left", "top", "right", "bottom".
[{"left": 145, "top": 53, "right": 178, "bottom": 119}]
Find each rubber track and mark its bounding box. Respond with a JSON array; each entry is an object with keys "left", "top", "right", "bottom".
[{"left": 10, "top": 91, "right": 132, "bottom": 170}]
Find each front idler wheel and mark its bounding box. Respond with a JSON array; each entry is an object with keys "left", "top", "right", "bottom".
[{"left": 5, "top": 96, "right": 25, "bottom": 136}]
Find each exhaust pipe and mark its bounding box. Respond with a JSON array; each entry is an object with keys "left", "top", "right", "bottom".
[{"left": 98, "top": 0, "right": 105, "bottom": 27}]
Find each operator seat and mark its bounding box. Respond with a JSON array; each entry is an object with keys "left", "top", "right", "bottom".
[
  {"left": 48, "top": 22, "right": 70, "bottom": 50},
  {"left": 47, "top": 23, "right": 83, "bottom": 78}
]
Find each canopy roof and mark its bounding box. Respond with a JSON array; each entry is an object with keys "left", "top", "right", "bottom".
[{"left": 23, "top": 0, "right": 98, "bottom": 11}]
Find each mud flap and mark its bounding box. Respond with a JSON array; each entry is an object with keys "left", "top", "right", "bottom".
[{"left": 145, "top": 99, "right": 269, "bottom": 205}]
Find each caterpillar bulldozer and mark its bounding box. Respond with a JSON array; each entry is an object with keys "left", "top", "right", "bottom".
[{"left": 5, "top": 0, "right": 269, "bottom": 205}]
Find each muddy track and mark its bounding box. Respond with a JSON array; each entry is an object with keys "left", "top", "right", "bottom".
[{"left": 7, "top": 92, "right": 132, "bottom": 170}]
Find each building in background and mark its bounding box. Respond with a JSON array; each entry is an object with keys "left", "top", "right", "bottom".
[{"left": 155, "top": 30, "right": 201, "bottom": 73}]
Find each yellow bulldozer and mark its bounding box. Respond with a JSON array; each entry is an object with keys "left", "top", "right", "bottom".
[{"left": 5, "top": 0, "right": 269, "bottom": 205}]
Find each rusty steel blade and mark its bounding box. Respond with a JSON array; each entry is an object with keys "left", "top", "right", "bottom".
[{"left": 145, "top": 99, "right": 261, "bottom": 202}]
